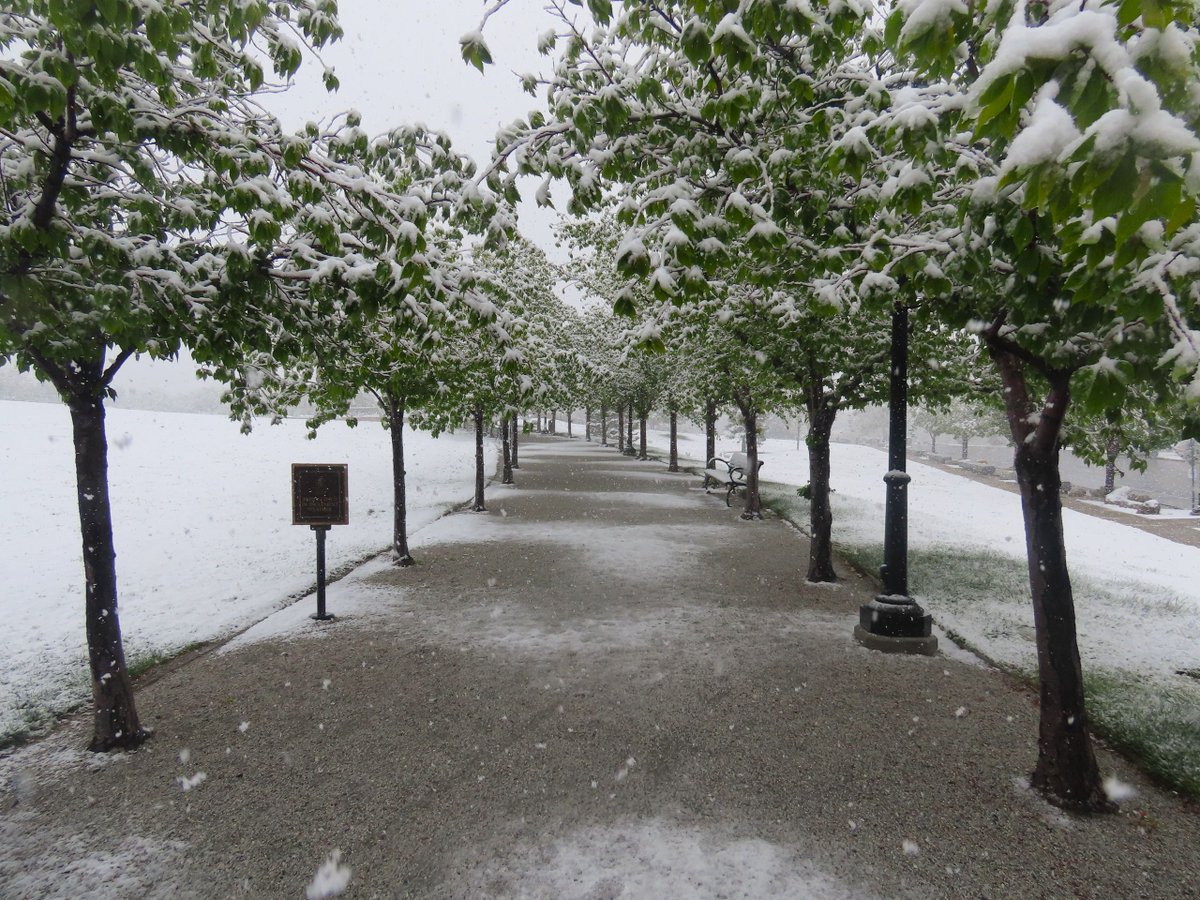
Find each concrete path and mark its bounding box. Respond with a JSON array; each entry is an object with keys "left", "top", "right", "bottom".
[{"left": 2, "top": 436, "right": 1198, "bottom": 898}]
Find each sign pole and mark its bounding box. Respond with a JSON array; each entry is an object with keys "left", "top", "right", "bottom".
[
  {"left": 312, "top": 525, "right": 333, "bottom": 621},
  {"left": 292, "top": 463, "right": 348, "bottom": 622}
]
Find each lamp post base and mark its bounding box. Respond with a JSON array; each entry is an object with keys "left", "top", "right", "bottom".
[{"left": 854, "top": 596, "right": 937, "bottom": 656}]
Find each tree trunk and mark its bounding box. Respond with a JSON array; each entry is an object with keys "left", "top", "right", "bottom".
[
  {"left": 567, "top": 408, "right": 573, "bottom": 437},
  {"left": 512, "top": 416, "right": 520, "bottom": 469},
  {"left": 472, "top": 405, "right": 487, "bottom": 511},
  {"left": 638, "top": 415, "right": 648, "bottom": 460},
  {"left": 806, "top": 400, "right": 838, "bottom": 582},
  {"left": 537, "top": 411, "right": 542, "bottom": 432},
  {"left": 669, "top": 411, "right": 679, "bottom": 472},
  {"left": 733, "top": 390, "right": 762, "bottom": 520},
  {"left": 988, "top": 338, "right": 1113, "bottom": 812},
  {"left": 585, "top": 406, "right": 592, "bottom": 442},
  {"left": 929, "top": 432, "right": 937, "bottom": 454},
  {"left": 1104, "top": 435, "right": 1119, "bottom": 495},
  {"left": 617, "top": 405, "right": 625, "bottom": 452},
  {"left": 600, "top": 404, "right": 608, "bottom": 446},
  {"left": 961, "top": 435, "right": 969, "bottom": 459},
  {"left": 502, "top": 414, "right": 514, "bottom": 484},
  {"left": 625, "top": 401, "right": 635, "bottom": 455},
  {"left": 68, "top": 393, "right": 147, "bottom": 752},
  {"left": 550, "top": 409, "right": 557, "bottom": 434},
  {"left": 705, "top": 397, "right": 717, "bottom": 466},
  {"left": 387, "top": 396, "right": 415, "bottom": 566}
]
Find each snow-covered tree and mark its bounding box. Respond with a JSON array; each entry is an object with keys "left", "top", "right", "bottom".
[
  {"left": 0, "top": 0, "right": 344, "bottom": 751},
  {"left": 213, "top": 121, "right": 509, "bottom": 566},
  {"left": 869, "top": 0, "right": 1200, "bottom": 810},
  {"left": 471, "top": 0, "right": 1200, "bottom": 808},
  {"left": 912, "top": 396, "right": 1007, "bottom": 458}
]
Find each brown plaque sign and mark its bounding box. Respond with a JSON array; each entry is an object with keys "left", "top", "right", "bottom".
[{"left": 291, "top": 464, "right": 349, "bottom": 526}]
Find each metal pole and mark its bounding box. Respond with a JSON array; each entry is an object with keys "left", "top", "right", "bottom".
[
  {"left": 1191, "top": 440, "right": 1197, "bottom": 513},
  {"left": 881, "top": 301, "right": 910, "bottom": 597},
  {"left": 312, "top": 525, "right": 333, "bottom": 621},
  {"left": 854, "top": 301, "right": 935, "bottom": 654}
]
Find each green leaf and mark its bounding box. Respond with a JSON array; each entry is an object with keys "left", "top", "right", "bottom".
[
  {"left": 1166, "top": 192, "right": 1195, "bottom": 235},
  {"left": 1117, "top": 0, "right": 1142, "bottom": 25},
  {"left": 1077, "top": 360, "right": 1133, "bottom": 414},
  {"left": 1012, "top": 214, "right": 1034, "bottom": 250},
  {"left": 883, "top": 9, "right": 903, "bottom": 49},
  {"left": 459, "top": 32, "right": 493, "bottom": 72},
  {"left": 1093, "top": 153, "right": 1137, "bottom": 220},
  {"left": 1141, "top": 0, "right": 1169, "bottom": 29},
  {"left": 586, "top": 0, "right": 613, "bottom": 24},
  {"left": 681, "top": 19, "right": 712, "bottom": 66},
  {"left": 1117, "top": 176, "right": 1181, "bottom": 247},
  {"left": 1072, "top": 64, "right": 1111, "bottom": 130},
  {"left": 641, "top": 336, "right": 666, "bottom": 354}
]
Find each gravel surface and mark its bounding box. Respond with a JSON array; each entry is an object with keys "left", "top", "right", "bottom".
[{"left": 2, "top": 436, "right": 1197, "bottom": 898}]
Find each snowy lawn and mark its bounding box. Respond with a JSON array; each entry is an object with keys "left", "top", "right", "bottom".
[
  {"left": 667, "top": 432, "right": 1200, "bottom": 796},
  {"left": 0, "top": 400, "right": 493, "bottom": 743}
]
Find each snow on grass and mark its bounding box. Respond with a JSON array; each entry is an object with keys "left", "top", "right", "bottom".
[
  {"left": 0, "top": 400, "right": 491, "bottom": 742},
  {"left": 457, "top": 819, "right": 876, "bottom": 899},
  {"left": 0, "top": 818, "right": 189, "bottom": 900}
]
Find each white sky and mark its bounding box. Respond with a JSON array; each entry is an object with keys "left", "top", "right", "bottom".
[{"left": 264, "top": 0, "right": 573, "bottom": 259}]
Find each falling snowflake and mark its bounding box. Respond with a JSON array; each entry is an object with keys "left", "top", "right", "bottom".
[
  {"left": 305, "top": 849, "right": 352, "bottom": 899},
  {"left": 1103, "top": 775, "right": 1138, "bottom": 801},
  {"left": 902, "top": 840, "right": 920, "bottom": 857},
  {"left": 177, "top": 772, "right": 207, "bottom": 792}
]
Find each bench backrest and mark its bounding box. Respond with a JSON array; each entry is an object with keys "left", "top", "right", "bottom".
[{"left": 729, "top": 451, "right": 763, "bottom": 472}]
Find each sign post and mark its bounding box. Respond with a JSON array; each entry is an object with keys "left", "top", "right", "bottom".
[{"left": 291, "top": 464, "right": 349, "bottom": 621}]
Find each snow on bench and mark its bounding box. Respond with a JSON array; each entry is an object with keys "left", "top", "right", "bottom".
[{"left": 703, "top": 451, "right": 764, "bottom": 507}]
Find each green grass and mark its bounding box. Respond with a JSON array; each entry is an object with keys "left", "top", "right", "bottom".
[
  {"left": 127, "top": 640, "right": 208, "bottom": 679},
  {"left": 1085, "top": 670, "right": 1200, "bottom": 798},
  {"left": 762, "top": 483, "right": 1200, "bottom": 800}
]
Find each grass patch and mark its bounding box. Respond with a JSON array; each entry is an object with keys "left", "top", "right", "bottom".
[
  {"left": 1085, "top": 670, "right": 1200, "bottom": 798},
  {"left": 128, "top": 640, "right": 208, "bottom": 680}
]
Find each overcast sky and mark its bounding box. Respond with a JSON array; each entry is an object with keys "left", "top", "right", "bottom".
[{"left": 265, "top": 0, "right": 571, "bottom": 257}]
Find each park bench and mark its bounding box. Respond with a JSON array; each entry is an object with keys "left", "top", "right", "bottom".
[{"left": 703, "top": 451, "right": 764, "bottom": 507}]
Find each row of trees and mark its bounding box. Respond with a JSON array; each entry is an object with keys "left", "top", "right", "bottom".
[
  {"left": 6, "top": 0, "right": 1198, "bottom": 819},
  {"left": 467, "top": 0, "right": 1200, "bottom": 812},
  {"left": 0, "top": 1, "right": 584, "bottom": 752}
]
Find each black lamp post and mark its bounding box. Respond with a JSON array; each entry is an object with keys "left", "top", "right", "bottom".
[{"left": 854, "top": 301, "right": 937, "bottom": 655}]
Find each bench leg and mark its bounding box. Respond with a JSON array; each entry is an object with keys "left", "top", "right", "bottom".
[{"left": 725, "top": 485, "right": 734, "bottom": 507}]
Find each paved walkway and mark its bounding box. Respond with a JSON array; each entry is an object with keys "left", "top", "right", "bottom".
[{"left": 2, "top": 437, "right": 1198, "bottom": 898}]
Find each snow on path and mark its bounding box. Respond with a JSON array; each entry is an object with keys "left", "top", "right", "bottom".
[
  {"left": 0, "top": 400, "right": 491, "bottom": 739},
  {"left": 458, "top": 819, "right": 876, "bottom": 900}
]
